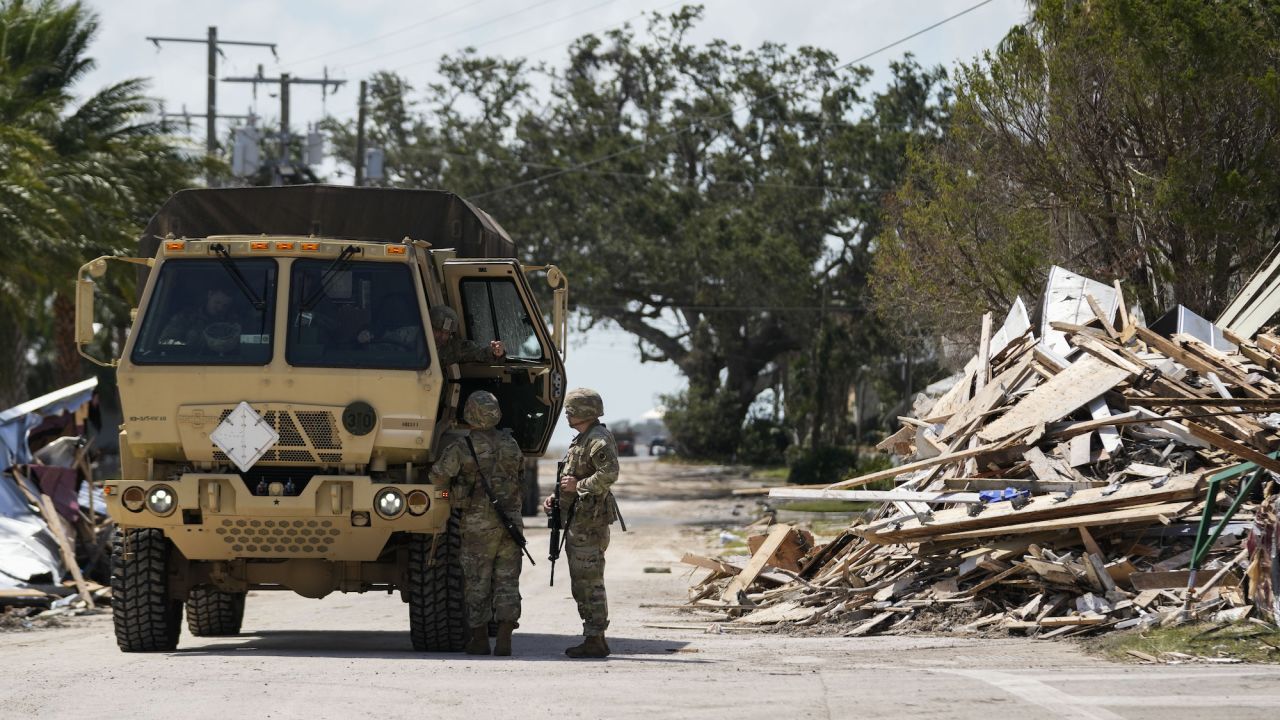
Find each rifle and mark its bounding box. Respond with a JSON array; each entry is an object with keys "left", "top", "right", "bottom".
[
  {"left": 463, "top": 437, "right": 535, "bottom": 565},
  {"left": 548, "top": 461, "right": 563, "bottom": 586},
  {"left": 548, "top": 460, "right": 578, "bottom": 586}
]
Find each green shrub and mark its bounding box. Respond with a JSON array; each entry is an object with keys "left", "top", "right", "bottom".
[{"left": 736, "top": 416, "right": 792, "bottom": 466}]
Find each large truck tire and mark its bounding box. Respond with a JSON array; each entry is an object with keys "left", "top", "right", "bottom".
[
  {"left": 408, "top": 512, "right": 467, "bottom": 652},
  {"left": 520, "top": 461, "right": 540, "bottom": 517},
  {"left": 111, "top": 528, "right": 183, "bottom": 652},
  {"left": 185, "top": 586, "right": 246, "bottom": 636}
]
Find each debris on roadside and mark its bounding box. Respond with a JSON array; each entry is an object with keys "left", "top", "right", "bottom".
[
  {"left": 1, "top": 380, "right": 113, "bottom": 623},
  {"left": 683, "top": 266, "right": 1280, "bottom": 640}
]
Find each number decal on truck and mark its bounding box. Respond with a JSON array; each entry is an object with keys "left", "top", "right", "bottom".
[{"left": 342, "top": 401, "right": 377, "bottom": 436}]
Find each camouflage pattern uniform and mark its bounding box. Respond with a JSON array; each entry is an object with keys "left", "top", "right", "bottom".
[
  {"left": 559, "top": 389, "right": 620, "bottom": 640},
  {"left": 437, "top": 335, "right": 500, "bottom": 365},
  {"left": 429, "top": 305, "right": 500, "bottom": 365},
  {"left": 428, "top": 392, "right": 524, "bottom": 629}
]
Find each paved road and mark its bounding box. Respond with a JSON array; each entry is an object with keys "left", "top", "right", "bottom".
[{"left": 2, "top": 458, "right": 1278, "bottom": 719}]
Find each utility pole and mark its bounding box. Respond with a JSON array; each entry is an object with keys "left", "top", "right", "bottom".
[
  {"left": 354, "top": 80, "right": 368, "bottom": 187},
  {"left": 159, "top": 103, "right": 255, "bottom": 134},
  {"left": 223, "top": 68, "right": 346, "bottom": 184},
  {"left": 147, "top": 27, "right": 276, "bottom": 182}
]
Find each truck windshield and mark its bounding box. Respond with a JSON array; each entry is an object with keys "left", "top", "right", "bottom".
[
  {"left": 459, "top": 278, "right": 546, "bottom": 361},
  {"left": 131, "top": 259, "right": 278, "bottom": 365},
  {"left": 286, "top": 260, "right": 429, "bottom": 370}
]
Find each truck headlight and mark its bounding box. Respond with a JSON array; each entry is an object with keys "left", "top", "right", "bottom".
[
  {"left": 374, "top": 488, "right": 405, "bottom": 519},
  {"left": 122, "top": 486, "right": 145, "bottom": 513},
  {"left": 406, "top": 490, "right": 430, "bottom": 516},
  {"left": 146, "top": 485, "right": 176, "bottom": 516}
]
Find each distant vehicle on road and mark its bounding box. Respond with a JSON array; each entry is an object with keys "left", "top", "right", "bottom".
[{"left": 649, "top": 436, "right": 672, "bottom": 456}]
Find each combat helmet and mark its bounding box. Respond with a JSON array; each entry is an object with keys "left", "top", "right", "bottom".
[
  {"left": 564, "top": 388, "right": 604, "bottom": 420},
  {"left": 429, "top": 305, "right": 459, "bottom": 334},
  {"left": 464, "top": 391, "right": 502, "bottom": 429}
]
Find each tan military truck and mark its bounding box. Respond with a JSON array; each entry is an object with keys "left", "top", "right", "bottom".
[{"left": 75, "top": 185, "right": 567, "bottom": 652}]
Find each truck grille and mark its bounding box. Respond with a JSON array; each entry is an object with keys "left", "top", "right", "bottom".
[
  {"left": 211, "top": 408, "right": 344, "bottom": 465},
  {"left": 216, "top": 518, "right": 340, "bottom": 554}
]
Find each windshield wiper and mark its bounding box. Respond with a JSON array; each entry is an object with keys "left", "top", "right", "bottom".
[
  {"left": 301, "top": 245, "right": 359, "bottom": 311},
  {"left": 210, "top": 243, "right": 266, "bottom": 311}
]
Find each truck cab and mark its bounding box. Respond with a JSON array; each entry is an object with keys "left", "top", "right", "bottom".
[{"left": 76, "top": 186, "right": 566, "bottom": 652}]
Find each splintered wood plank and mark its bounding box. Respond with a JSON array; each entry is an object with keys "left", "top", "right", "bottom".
[
  {"left": 825, "top": 440, "right": 1009, "bottom": 490},
  {"left": 1066, "top": 432, "right": 1095, "bottom": 467},
  {"left": 905, "top": 502, "right": 1194, "bottom": 544},
  {"left": 929, "top": 365, "right": 977, "bottom": 419},
  {"left": 1039, "top": 615, "right": 1108, "bottom": 628},
  {"left": 1113, "top": 280, "right": 1130, "bottom": 332},
  {"left": 1129, "top": 569, "right": 1241, "bottom": 591},
  {"left": 1137, "top": 327, "right": 1267, "bottom": 398},
  {"left": 978, "top": 356, "right": 1131, "bottom": 442},
  {"left": 1085, "top": 293, "right": 1119, "bottom": 338},
  {"left": 1185, "top": 422, "right": 1280, "bottom": 475},
  {"left": 941, "top": 355, "right": 1034, "bottom": 442},
  {"left": 861, "top": 472, "right": 1203, "bottom": 544},
  {"left": 1087, "top": 398, "right": 1121, "bottom": 453},
  {"left": 1024, "top": 446, "right": 1065, "bottom": 483},
  {"left": 681, "top": 553, "right": 744, "bottom": 576},
  {"left": 720, "top": 524, "right": 792, "bottom": 602},
  {"left": 40, "top": 494, "right": 94, "bottom": 608},
  {"left": 844, "top": 610, "right": 896, "bottom": 637},
  {"left": 769, "top": 488, "right": 981, "bottom": 504},
  {"left": 976, "top": 312, "right": 993, "bottom": 391}
]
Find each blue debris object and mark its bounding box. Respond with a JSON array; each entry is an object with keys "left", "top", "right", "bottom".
[{"left": 977, "top": 488, "right": 1030, "bottom": 504}]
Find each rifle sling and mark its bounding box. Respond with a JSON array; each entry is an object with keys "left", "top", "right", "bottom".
[{"left": 463, "top": 436, "right": 534, "bottom": 564}]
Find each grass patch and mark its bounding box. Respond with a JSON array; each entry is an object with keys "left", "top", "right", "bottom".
[
  {"left": 656, "top": 454, "right": 721, "bottom": 466},
  {"left": 751, "top": 466, "right": 790, "bottom": 480},
  {"left": 1087, "top": 622, "right": 1280, "bottom": 664}
]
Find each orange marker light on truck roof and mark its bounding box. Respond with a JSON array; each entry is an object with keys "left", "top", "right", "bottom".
[
  {"left": 250, "top": 241, "right": 269, "bottom": 251},
  {"left": 301, "top": 242, "right": 320, "bottom": 251},
  {"left": 275, "top": 241, "right": 296, "bottom": 251},
  {"left": 165, "top": 241, "right": 185, "bottom": 251},
  {"left": 386, "top": 245, "right": 407, "bottom": 255}
]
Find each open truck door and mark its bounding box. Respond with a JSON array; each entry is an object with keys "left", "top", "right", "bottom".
[{"left": 440, "top": 259, "right": 566, "bottom": 456}]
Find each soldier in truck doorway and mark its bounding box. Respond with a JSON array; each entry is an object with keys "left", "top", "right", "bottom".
[{"left": 429, "top": 305, "right": 506, "bottom": 365}]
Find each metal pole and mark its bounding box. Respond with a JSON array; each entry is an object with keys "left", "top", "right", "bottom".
[
  {"left": 280, "top": 72, "right": 291, "bottom": 164},
  {"left": 354, "top": 80, "right": 368, "bottom": 187},
  {"left": 206, "top": 26, "right": 217, "bottom": 183}
]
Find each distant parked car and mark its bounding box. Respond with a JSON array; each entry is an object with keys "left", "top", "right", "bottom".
[
  {"left": 649, "top": 437, "right": 672, "bottom": 456},
  {"left": 617, "top": 439, "right": 636, "bottom": 456}
]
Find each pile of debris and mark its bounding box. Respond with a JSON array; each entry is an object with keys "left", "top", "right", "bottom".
[
  {"left": 1, "top": 379, "right": 113, "bottom": 623},
  {"left": 685, "top": 267, "right": 1279, "bottom": 639}
]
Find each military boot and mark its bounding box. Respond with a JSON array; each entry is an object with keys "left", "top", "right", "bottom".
[
  {"left": 565, "top": 634, "right": 609, "bottom": 658},
  {"left": 465, "top": 626, "right": 490, "bottom": 655},
  {"left": 493, "top": 622, "right": 517, "bottom": 656}
]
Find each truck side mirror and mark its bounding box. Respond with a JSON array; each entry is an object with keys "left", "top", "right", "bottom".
[
  {"left": 75, "top": 256, "right": 151, "bottom": 368},
  {"left": 545, "top": 265, "right": 568, "bottom": 360}
]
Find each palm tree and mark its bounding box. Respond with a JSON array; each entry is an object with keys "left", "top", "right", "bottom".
[{"left": 0, "top": 0, "right": 204, "bottom": 404}]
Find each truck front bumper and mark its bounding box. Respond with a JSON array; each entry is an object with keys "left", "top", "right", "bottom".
[{"left": 105, "top": 474, "right": 450, "bottom": 562}]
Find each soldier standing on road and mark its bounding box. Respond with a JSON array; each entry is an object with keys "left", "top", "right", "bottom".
[
  {"left": 429, "top": 306, "right": 506, "bottom": 365},
  {"left": 543, "top": 388, "right": 620, "bottom": 658},
  {"left": 428, "top": 391, "right": 525, "bottom": 656}
]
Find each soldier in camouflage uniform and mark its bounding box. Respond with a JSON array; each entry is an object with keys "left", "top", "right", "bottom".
[
  {"left": 429, "top": 306, "right": 506, "bottom": 365},
  {"left": 544, "top": 387, "right": 620, "bottom": 658},
  {"left": 428, "top": 391, "right": 525, "bottom": 656}
]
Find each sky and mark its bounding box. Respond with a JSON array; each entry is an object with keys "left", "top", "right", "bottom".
[{"left": 79, "top": 0, "right": 1029, "bottom": 448}]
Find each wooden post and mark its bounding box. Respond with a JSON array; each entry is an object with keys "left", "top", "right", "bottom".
[{"left": 39, "top": 494, "right": 95, "bottom": 608}]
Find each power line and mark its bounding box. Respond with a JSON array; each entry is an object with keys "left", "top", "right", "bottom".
[
  {"left": 326, "top": 0, "right": 563, "bottom": 74},
  {"left": 388, "top": 0, "right": 634, "bottom": 74},
  {"left": 314, "top": 0, "right": 691, "bottom": 125},
  {"left": 284, "top": 0, "right": 492, "bottom": 72},
  {"left": 468, "top": 0, "right": 997, "bottom": 201},
  {"left": 506, "top": 0, "right": 687, "bottom": 63}
]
